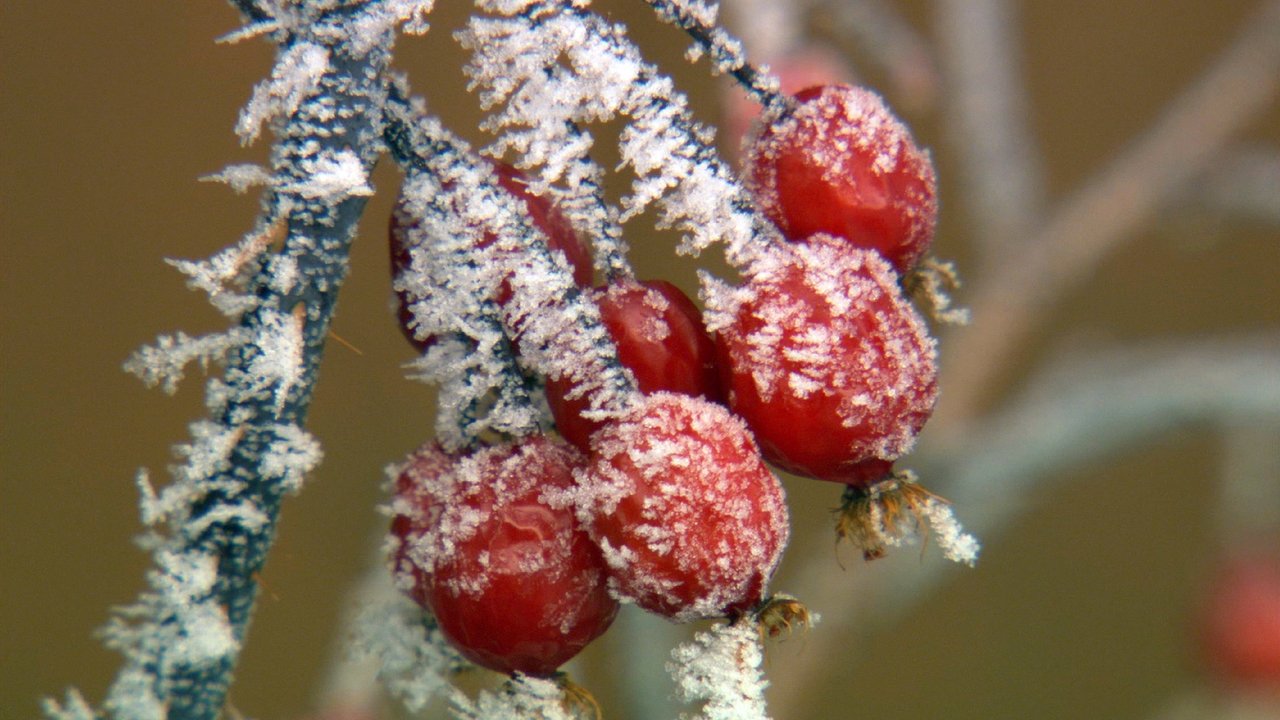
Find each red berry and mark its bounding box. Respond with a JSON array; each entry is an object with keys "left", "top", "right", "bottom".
[
  {"left": 1200, "top": 550, "right": 1280, "bottom": 690},
  {"left": 576, "top": 392, "right": 789, "bottom": 622},
  {"left": 391, "top": 436, "right": 618, "bottom": 677},
  {"left": 389, "top": 161, "right": 593, "bottom": 351},
  {"left": 722, "top": 45, "right": 854, "bottom": 163},
  {"left": 746, "top": 84, "right": 938, "bottom": 273},
  {"left": 545, "top": 279, "right": 722, "bottom": 450},
  {"left": 712, "top": 235, "right": 937, "bottom": 485}
]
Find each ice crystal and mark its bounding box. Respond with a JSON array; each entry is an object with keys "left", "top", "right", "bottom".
[
  {"left": 41, "top": 690, "right": 96, "bottom": 720},
  {"left": 164, "top": 223, "right": 282, "bottom": 316},
  {"left": 259, "top": 422, "right": 323, "bottom": 494},
  {"left": 124, "top": 330, "right": 246, "bottom": 395},
  {"left": 450, "top": 676, "right": 578, "bottom": 720},
  {"left": 918, "top": 495, "right": 981, "bottom": 566},
  {"left": 200, "top": 163, "right": 273, "bottom": 194},
  {"left": 669, "top": 620, "right": 770, "bottom": 720},
  {"left": 281, "top": 148, "right": 375, "bottom": 202},
  {"left": 236, "top": 41, "right": 330, "bottom": 144},
  {"left": 461, "top": 0, "right": 781, "bottom": 272},
  {"left": 351, "top": 586, "right": 464, "bottom": 714},
  {"left": 241, "top": 307, "right": 307, "bottom": 415}
]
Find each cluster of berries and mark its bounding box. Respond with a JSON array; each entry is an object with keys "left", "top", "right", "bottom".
[{"left": 387, "top": 83, "right": 946, "bottom": 678}]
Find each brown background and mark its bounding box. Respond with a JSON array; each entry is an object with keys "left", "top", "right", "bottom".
[{"left": 3, "top": 1, "right": 1278, "bottom": 718}]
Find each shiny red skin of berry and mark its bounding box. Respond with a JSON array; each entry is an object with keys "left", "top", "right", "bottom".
[
  {"left": 712, "top": 237, "right": 937, "bottom": 486},
  {"left": 389, "top": 161, "right": 593, "bottom": 351},
  {"left": 746, "top": 84, "right": 938, "bottom": 274},
  {"left": 1200, "top": 551, "right": 1280, "bottom": 690},
  {"left": 577, "top": 393, "right": 789, "bottom": 622},
  {"left": 391, "top": 437, "right": 618, "bottom": 677},
  {"left": 545, "top": 279, "right": 722, "bottom": 450}
]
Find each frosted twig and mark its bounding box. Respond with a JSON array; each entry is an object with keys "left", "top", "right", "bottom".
[
  {"left": 382, "top": 111, "right": 546, "bottom": 445},
  {"left": 318, "top": 534, "right": 469, "bottom": 717},
  {"left": 934, "top": 0, "right": 1280, "bottom": 430},
  {"left": 1143, "top": 686, "right": 1280, "bottom": 720},
  {"left": 382, "top": 85, "right": 639, "bottom": 436},
  {"left": 668, "top": 620, "right": 770, "bottom": 720},
  {"left": 50, "top": 3, "right": 405, "bottom": 717},
  {"left": 462, "top": 1, "right": 785, "bottom": 273},
  {"left": 935, "top": 0, "right": 1044, "bottom": 263},
  {"left": 771, "top": 337, "right": 1280, "bottom": 714},
  {"left": 643, "top": 0, "right": 789, "bottom": 113},
  {"left": 552, "top": 124, "right": 632, "bottom": 281},
  {"left": 352, "top": 569, "right": 468, "bottom": 714}
]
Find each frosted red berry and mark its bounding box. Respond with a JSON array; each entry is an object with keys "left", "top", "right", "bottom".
[
  {"left": 746, "top": 83, "right": 938, "bottom": 274},
  {"left": 545, "top": 279, "right": 722, "bottom": 450},
  {"left": 1200, "top": 550, "right": 1280, "bottom": 690},
  {"left": 576, "top": 392, "right": 789, "bottom": 622},
  {"left": 722, "top": 45, "right": 854, "bottom": 164},
  {"left": 711, "top": 235, "right": 938, "bottom": 485},
  {"left": 389, "top": 161, "right": 593, "bottom": 351},
  {"left": 390, "top": 436, "right": 618, "bottom": 677}
]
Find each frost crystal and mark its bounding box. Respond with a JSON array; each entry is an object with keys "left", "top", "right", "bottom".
[
  {"left": 351, "top": 582, "right": 464, "bottom": 714},
  {"left": 260, "top": 423, "right": 323, "bottom": 494},
  {"left": 282, "top": 149, "right": 375, "bottom": 202},
  {"left": 41, "top": 690, "right": 96, "bottom": 720},
  {"left": 918, "top": 495, "right": 981, "bottom": 566},
  {"left": 243, "top": 307, "right": 307, "bottom": 415},
  {"left": 125, "top": 330, "right": 246, "bottom": 395},
  {"left": 237, "top": 41, "right": 330, "bottom": 144},
  {"left": 669, "top": 621, "right": 770, "bottom": 720},
  {"left": 450, "top": 676, "right": 579, "bottom": 720},
  {"left": 461, "top": 0, "right": 781, "bottom": 272},
  {"left": 200, "top": 163, "right": 273, "bottom": 194},
  {"left": 385, "top": 107, "right": 635, "bottom": 445}
]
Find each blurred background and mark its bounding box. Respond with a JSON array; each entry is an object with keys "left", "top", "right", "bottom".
[{"left": 3, "top": 1, "right": 1278, "bottom": 719}]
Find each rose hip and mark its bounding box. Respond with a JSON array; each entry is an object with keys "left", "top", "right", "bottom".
[
  {"left": 391, "top": 436, "right": 617, "bottom": 677},
  {"left": 545, "top": 278, "right": 721, "bottom": 450},
  {"left": 746, "top": 83, "right": 938, "bottom": 273}
]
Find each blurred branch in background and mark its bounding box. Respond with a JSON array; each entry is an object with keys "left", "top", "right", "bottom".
[
  {"left": 935, "top": 0, "right": 1280, "bottom": 429},
  {"left": 723, "top": 0, "right": 1280, "bottom": 717},
  {"left": 772, "top": 339, "right": 1280, "bottom": 712}
]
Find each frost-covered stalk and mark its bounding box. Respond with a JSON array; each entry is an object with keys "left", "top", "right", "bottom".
[
  {"left": 381, "top": 86, "right": 639, "bottom": 437},
  {"left": 668, "top": 621, "right": 770, "bottom": 720},
  {"left": 642, "top": 0, "right": 788, "bottom": 111},
  {"left": 461, "top": 0, "right": 785, "bottom": 272},
  {"left": 45, "top": 3, "right": 418, "bottom": 718}
]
